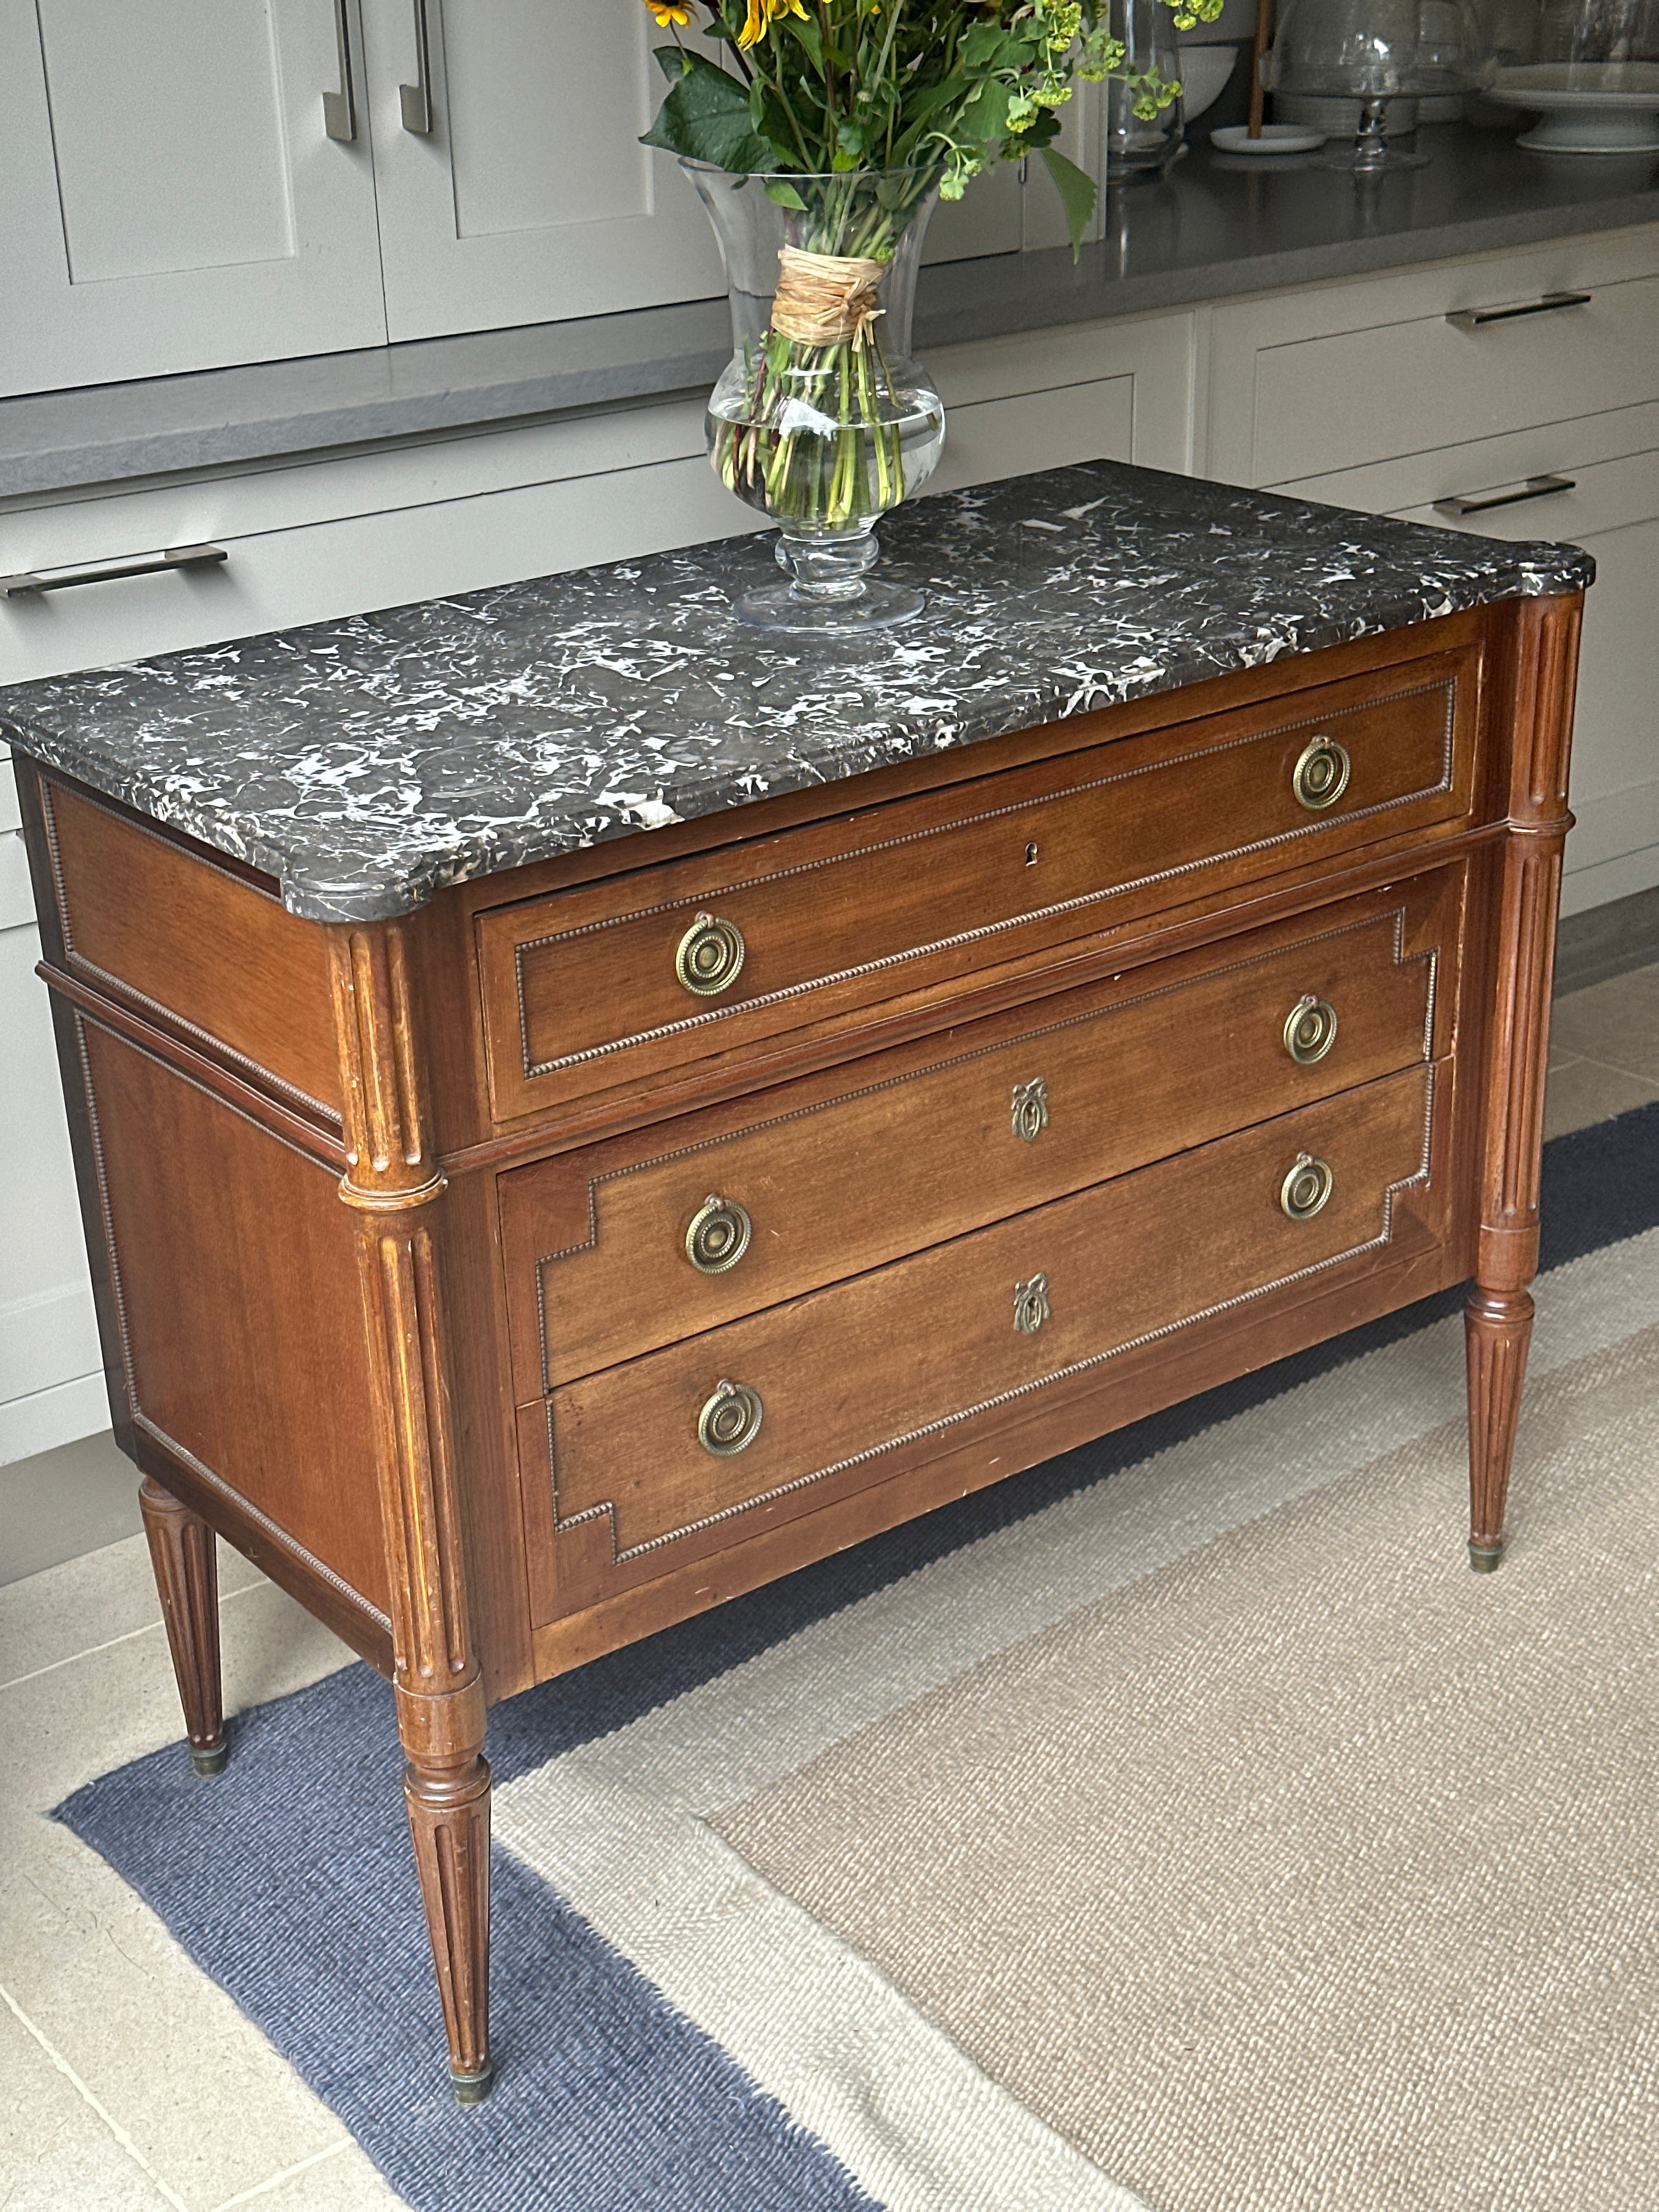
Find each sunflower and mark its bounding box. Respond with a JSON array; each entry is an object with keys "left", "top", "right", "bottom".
[
  {"left": 737, "top": 0, "right": 808, "bottom": 48},
  {"left": 644, "top": 0, "right": 691, "bottom": 22}
]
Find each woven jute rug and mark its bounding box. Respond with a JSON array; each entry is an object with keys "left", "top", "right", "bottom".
[
  {"left": 715, "top": 1313, "right": 1659, "bottom": 2212},
  {"left": 58, "top": 1105, "right": 1659, "bottom": 2212}
]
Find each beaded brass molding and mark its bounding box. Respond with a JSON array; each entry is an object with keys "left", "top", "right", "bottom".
[
  {"left": 512, "top": 679, "right": 1457, "bottom": 1081},
  {"left": 540, "top": 1063, "right": 1438, "bottom": 1567},
  {"left": 530, "top": 901, "right": 1441, "bottom": 1396}
]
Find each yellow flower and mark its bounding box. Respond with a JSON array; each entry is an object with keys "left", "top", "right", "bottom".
[
  {"left": 645, "top": 0, "right": 691, "bottom": 22},
  {"left": 737, "top": 0, "right": 807, "bottom": 48}
]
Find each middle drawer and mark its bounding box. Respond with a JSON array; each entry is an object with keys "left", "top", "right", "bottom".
[{"left": 500, "top": 870, "right": 1460, "bottom": 1396}]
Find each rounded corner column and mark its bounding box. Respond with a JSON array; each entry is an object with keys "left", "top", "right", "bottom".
[
  {"left": 329, "top": 920, "right": 495, "bottom": 2103},
  {"left": 1465, "top": 591, "right": 1583, "bottom": 1572}
]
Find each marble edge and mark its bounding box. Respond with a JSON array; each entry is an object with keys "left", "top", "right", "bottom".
[{"left": 0, "top": 542, "right": 1591, "bottom": 923}]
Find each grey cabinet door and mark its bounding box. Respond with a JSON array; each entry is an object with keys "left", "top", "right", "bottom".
[
  {"left": 362, "top": 0, "right": 1028, "bottom": 342},
  {"left": 0, "top": 0, "right": 388, "bottom": 398},
  {"left": 363, "top": 0, "right": 727, "bottom": 338}
]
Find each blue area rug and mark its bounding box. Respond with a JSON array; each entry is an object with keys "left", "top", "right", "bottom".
[{"left": 57, "top": 1103, "right": 1659, "bottom": 2212}]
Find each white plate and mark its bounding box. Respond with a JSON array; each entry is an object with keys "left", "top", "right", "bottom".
[{"left": 1209, "top": 123, "right": 1327, "bottom": 154}]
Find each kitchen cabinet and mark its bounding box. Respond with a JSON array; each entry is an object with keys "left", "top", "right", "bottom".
[
  {"left": 0, "top": 0, "right": 1033, "bottom": 396},
  {"left": 360, "top": 0, "right": 725, "bottom": 339},
  {"left": 1206, "top": 227, "right": 1659, "bottom": 922},
  {"left": 0, "top": 0, "right": 389, "bottom": 397}
]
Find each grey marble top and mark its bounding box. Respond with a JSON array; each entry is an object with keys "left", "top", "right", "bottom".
[
  {"left": 0, "top": 462, "right": 1594, "bottom": 922},
  {"left": 3, "top": 126, "right": 1656, "bottom": 501}
]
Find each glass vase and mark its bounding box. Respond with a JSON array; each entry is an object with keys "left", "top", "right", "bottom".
[
  {"left": 682, "top": 162, "right": 946, "bottom": 635},
  {"left": 1104, "top": 0, "right": 1186, "bottom": 174}
]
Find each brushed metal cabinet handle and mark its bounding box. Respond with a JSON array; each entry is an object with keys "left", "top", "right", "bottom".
[
  {"left": 323, "top": 0, "right": 357, "bottom": 142},
  {"left": 400, "top": 0, "right": 433, "bottom": 132},
  {"left": 1, "top": 545, "right": 228, "bottom": 598},
  {"left": 1445, "top": 291, "right": 1592, "bottom": 332},
  {"left": 1434, "top": 475, "right": 1576, "bottom": 519}
]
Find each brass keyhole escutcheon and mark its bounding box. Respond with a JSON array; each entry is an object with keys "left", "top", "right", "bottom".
[
  {"left": 686, "top": 1194, "right": 752, "bottom": 1275},
  {"left": 675, "top": 911, "right": 746, "bottom": 997},
  {"left": 1013, "top": 1272, "right": 1051, "bottom": 1335},
  {"left": 697, "top": 1378, "right": 764, "bottom": 1457},
  {"left": 1283, "top": 995, "right": 1339, "bottom": 1066},
  {"left": 1280, "top": 1152, "right": 1334, "bottom": 1221},
  {"left": 1011, "top": 1077, "right": 1049, "bottom": 1144},
  {"left": 1291, "top": 736, "right": 1352, "bottom": 812}
]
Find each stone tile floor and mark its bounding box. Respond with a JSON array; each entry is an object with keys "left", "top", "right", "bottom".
[{"left": 2, "top": 958, "right": 1655, "bottom": 2209}]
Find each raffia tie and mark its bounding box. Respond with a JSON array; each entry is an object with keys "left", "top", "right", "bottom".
[{"left": 770, "top": 245, "right": 887, "bottom": 348}]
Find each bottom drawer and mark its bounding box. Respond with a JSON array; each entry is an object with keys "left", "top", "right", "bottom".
[{"left": 532, "top": 1060, "right": 1438, "bottom": 1580}]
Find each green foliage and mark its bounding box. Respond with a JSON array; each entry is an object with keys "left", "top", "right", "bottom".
[
  {"left": 1036, "top": 146, "right": 1096, "bottom": 254},
  {"left": 638, "top": 0, "right": 1222, "bottom": 255},
  {"left": 641, "top": 47, "right": 772, "bottom": 170}
]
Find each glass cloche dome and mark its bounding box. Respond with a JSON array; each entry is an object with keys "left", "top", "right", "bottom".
[{"left": 1262, "top": 0, "right": 1492, "bottom": 169}]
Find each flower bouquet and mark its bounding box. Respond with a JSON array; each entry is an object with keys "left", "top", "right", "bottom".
[{"left": 641, "top": 0, "right": 1217, "bottom": 627}]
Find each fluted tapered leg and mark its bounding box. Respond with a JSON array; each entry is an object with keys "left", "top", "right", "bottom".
[
  {"left": 1464, "top": 1287, "right": 1534, "bottom": 1571},
  {"left": 404, "top": 1729, "right": 493, "bottom": 2100},
  {"left": 331, "top": 918, "right": 494, "bottom": 2101},
  {"left": 1463, "top": 591, "right": 1582, "bottom": 1571},
  {"left": 139, "top": 1474, "right": 226, "bottom": 1775}
]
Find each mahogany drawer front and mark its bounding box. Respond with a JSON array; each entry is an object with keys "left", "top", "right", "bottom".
[
  {"left": 476, "top": 643, "right": 1480, "bottom": 1122},
  {"left": 532, "top": 1061, "right": 1437, "bottom": 1574},
  {"left": 503, "top": 872, "right": 1460, "bottom": 1396}
]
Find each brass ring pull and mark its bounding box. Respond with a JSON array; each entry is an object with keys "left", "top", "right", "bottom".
[
  {"left": 1013, "top": 1272, "right": 1051, "bottom": 1335},
  {"left": 697, "top": 1378, "right": 764, "bottom": 1457},
  {"left": 1011, "top": 1078, "right": 1049, "bottom": 1143},
  {"left": 686, "top": 1194, "right": 752, "bottom": 1274},
  {"left": 1283, "top": 995, "right": 1339, "bottom": 1066},
  {"left": 1280, "top": 1152, "right": 1334, "bottom": 1221},
  {"left": 675, "top": 911, "right": 746, "bottom": 997},
  {"left": 1291, "top": 736, "right": 1351, "bottom": 812}
]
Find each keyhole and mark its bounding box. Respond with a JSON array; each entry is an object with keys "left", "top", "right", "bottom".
[{"left": 1024, "top": 842, "right": 1039, "bottom": 866}]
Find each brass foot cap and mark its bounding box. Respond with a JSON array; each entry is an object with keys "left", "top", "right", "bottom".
[
  {"left": 451, "top": 2061, "right": 495, "bottom": 2107},
  {"left": 190, "top": 1741, "right": 229, "bottom": 1777},
  {"left": 1468, "top": 1541, "right": 1504, "bottom": 1575}
]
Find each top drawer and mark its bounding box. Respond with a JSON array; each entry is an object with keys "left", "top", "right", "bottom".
[
  {"left": 1250, "top": 275, "right": 1659, "bottom": 487},
  {"left": 476, "top": 640, "right": 1481, "bottom": 1122}
]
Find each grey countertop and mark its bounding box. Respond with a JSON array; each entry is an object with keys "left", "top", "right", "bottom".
[
  {"left": 3, "top": 125, "right": 1657, "bottom": 504},
  {"left": 0, "top": 460, "right": 1593, "bottom": 922}
]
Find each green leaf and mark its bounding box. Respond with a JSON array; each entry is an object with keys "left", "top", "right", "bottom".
[
  {"left": 640, "top": 46, "right": 773, "bottom": 171},
  {"left": 960, "top": 75, "right": 1013, "bottom": 146},
  {"left": 764, "top": 178, "right": 808, "bottom": 209},
  {"left": 960, "top": 21, "right": 1021, "bottom": 67},
  {"left": 785, "top": 11, "right": 823, "bottom": 71},
  {"left": 1038, "top": 145, "right": 1096, "bottom": 259}
]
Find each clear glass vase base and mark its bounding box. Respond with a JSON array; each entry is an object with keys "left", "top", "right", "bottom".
[
  {"left": 1316, "top": 143, "right": 1432, "bottom": 170},
  {"left": 730, "top": 578, "right": 927, "bottom": 635}
]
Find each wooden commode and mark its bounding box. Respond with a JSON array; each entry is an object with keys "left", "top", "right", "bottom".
[{"left": 2, "top": 463, "right": 1588, "bottom": 2102}]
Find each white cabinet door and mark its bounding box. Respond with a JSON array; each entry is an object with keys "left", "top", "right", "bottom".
[
  {"left": 363, "top": 0, "right": 727, "bottom": 337},
  {"left": 0, "top": 839, "right": 104, "bottom": 1465},
  {"left": 361, "top": 0, "right": 1027, "bottom": 340},
  {"left": 1391, "top": 453, "right": 1659, "bottom": 918},
  {"left": 0, "top": 0, "right": 388, "bottom": 398}
]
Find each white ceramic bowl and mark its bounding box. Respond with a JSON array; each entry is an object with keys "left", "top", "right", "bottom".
[{"left": 1177, "top": 44, "right": 1239, "bottom": 121}]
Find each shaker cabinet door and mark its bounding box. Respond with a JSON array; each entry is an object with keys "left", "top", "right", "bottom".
[
  {"left": 362, "top": 0, "right": 726, "bottom": 338},
  {"left": 359, "top": 0, "right": 1028, "bottom": 341},
  {"left": 0, "top": 0, "right": 389, "bottom": 397}
]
